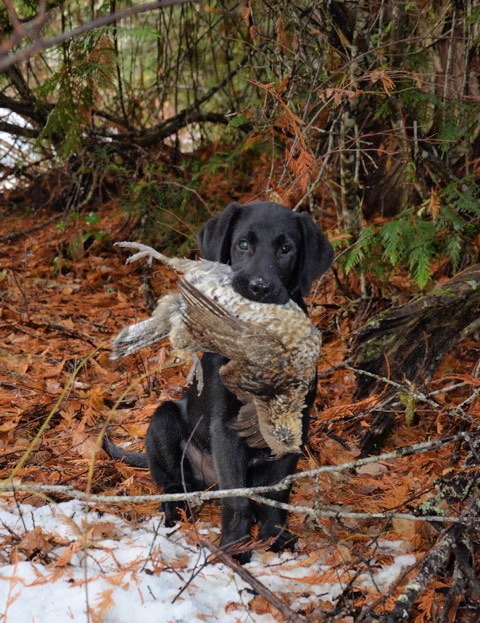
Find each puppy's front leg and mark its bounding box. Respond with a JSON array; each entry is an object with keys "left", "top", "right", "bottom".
[
  {"left": 210, "top": 413, "right": 253, "bottom": 563},
  {"left": 250, "top": 453, "right": 300, "bottom": 552}
]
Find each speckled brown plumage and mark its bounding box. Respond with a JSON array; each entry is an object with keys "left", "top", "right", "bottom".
[{"left": 110, "top": 241, "right": 321, "bottom": 458}]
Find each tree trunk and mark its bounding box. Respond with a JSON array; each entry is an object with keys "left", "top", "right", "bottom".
[{"left": 350, "top": 264, "right": 480, "bottom": 453}]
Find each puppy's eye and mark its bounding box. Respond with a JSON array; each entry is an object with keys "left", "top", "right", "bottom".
[
  {"left": 238, "top": 240, "right": 249, "bottom": 250},
  {"left": 280, "top": 244, "right": 291, "bottom": 254}
]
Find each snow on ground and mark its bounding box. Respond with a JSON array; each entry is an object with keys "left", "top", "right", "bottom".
[
  {"left": 0, "top": 109, "right": 35, "bottom": 171},
  {"left": 0, "top": 499, "right": 415, "bottom": 622}
]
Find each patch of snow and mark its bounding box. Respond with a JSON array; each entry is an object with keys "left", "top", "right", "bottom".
[
  {"left": 0, "top": 107, "right": 39, "bottom": 189},
  {"left": 0, "top": 499, "right": 416, "bottom": 622},
  {"left": 360, "top": 554, "right": 416, "bottom": 593}
]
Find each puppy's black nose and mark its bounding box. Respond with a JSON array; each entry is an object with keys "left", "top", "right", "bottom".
[{"left": 249, "top": 277, "right": 271, "bottom": 300}]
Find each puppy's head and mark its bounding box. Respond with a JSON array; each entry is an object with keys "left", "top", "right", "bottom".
[{"left": 197, "top": 201, "right": 333, "bottom": 304}]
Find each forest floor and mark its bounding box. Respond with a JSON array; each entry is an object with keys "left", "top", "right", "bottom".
[{"left": 0, "top": 198, "right": 479, "bottom": 622}]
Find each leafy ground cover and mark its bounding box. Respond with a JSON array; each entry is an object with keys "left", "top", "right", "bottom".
[{"left": 0, "top": 198, "right": 479, "bottom": 622}]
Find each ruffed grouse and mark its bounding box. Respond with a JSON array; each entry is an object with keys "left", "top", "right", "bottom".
[{"left": 111, "top": 241, "right": 321, "bottom": 458}]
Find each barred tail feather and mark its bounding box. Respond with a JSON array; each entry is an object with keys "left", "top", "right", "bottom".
[{"left": 110, "top": 316, "right": 169, "bottom": 359}]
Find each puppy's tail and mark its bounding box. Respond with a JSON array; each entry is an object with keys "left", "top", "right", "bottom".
[{"left": 102, "top": 435, "right": 149, "bottom": 468}]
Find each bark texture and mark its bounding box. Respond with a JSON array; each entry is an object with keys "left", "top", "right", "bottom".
[
  {"left": 351, "top": 264, "right": 480, "bottom": 397},
  {"left": 350, "top": 264, "right": 480, "bottom": 454}
]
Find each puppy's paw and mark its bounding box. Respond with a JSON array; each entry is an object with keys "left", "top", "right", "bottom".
[
  {"left": 258, "top": 525, "right": 297, "bottom": 553},
  {"left": 220, "top": 534, "right": 253, "bottom": 565},
  {"left": 269, "top": 531, "right": 297, "bottom": 553},
  {"left": 161, "top": 501, "right": 187, "bottom": 527},
  {"left": 231, "top": 549, "right": 252, "bottom": 565}
]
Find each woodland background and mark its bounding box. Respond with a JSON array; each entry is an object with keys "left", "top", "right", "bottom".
[{"left": 0, "top": 1, "right": 479, "bottom": 621}]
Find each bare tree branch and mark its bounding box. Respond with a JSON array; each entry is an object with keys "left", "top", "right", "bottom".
[
  {"left": 107, "top": 47, "right": 257, "bottom": 146},
  {"left": 0, "top": 0, "right": 201, "bottom": 72},
  {"left": 104, "top": 111, "right": 231, "bottom": 147},
  {"left": 0, "top": 120, "right": 39, "bottom": 139},
  {"left": 0, "top": 93, "right": 50, "bottom": 125},
  {"left": 0, "top": 0, "right": 49, "bottom": 56},
  {"left": 378, "top": 523, "right": 472, "bottom": 622}
]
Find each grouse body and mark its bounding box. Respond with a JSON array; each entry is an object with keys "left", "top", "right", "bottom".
[{"left": 111, "top": 242, "right": 321, "bottom": 457}]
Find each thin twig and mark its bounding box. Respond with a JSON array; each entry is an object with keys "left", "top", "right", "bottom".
[
  {"left": 428, "top": 382, "right": 469, "bottom": 397},
  {"left": 343, "top": 363, "right": 441, "bottom": 408},
  {"left": 157, "top": 181, "right": 208, "bottom": 207},
  {"left": 457, "top": 386, "right": 480, "bottom": 410}
]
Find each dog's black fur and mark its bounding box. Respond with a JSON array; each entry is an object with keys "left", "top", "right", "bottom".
[{"left": 104, "top": 201, "right": 333, "bottom": 562}]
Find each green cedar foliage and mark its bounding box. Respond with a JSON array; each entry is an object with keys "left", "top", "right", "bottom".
[
  {"left": 342, "top": 176, "right": 479, "bottom": 289},
  {"left": 37, "top": 32, "right": 115, "bottom": 158}
]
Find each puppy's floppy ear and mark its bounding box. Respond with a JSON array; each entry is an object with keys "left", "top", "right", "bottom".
[
  {"left": 197, "top": 202, "right": 244, "bottom": 263},
  {"left": 295, "top": 212, "right": 334, "bottom": 295}
]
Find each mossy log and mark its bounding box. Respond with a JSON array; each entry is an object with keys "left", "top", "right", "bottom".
[{"left": 350, "top": 264, "right": 480, "bottom": 454}]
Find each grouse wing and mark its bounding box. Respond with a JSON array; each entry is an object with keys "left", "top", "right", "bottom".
[{"left": 179, "top": 279, "right": 287, "bottom": 369}]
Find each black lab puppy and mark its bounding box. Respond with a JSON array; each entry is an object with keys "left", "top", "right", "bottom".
[{"left": 104, "top": 201, "right": 333, "bottom": 562}]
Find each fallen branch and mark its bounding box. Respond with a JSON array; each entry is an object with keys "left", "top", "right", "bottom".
[
  {"left": 375, "top": 439, "right": 480, "bottom": 622},
  {"left": 356, "top": 556, "right": 423, "bottom": 622},
  {"left": 379, "top": 525, "right": 465, "bottom": 623},
  {"left": 0, "top": 214, "right": 61, "bottom": 242},
  {"left": 2, "top": 430, "right": 479, "bottom": 519},
  {"left": 1, "top": 480, "right": 472, "bottom": 524},
  {"left": 28, "top": 319, "right": 97, "bottom": 346},
  {"left": 198, "top": 535, "right": 307, "bottom": 623}
]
